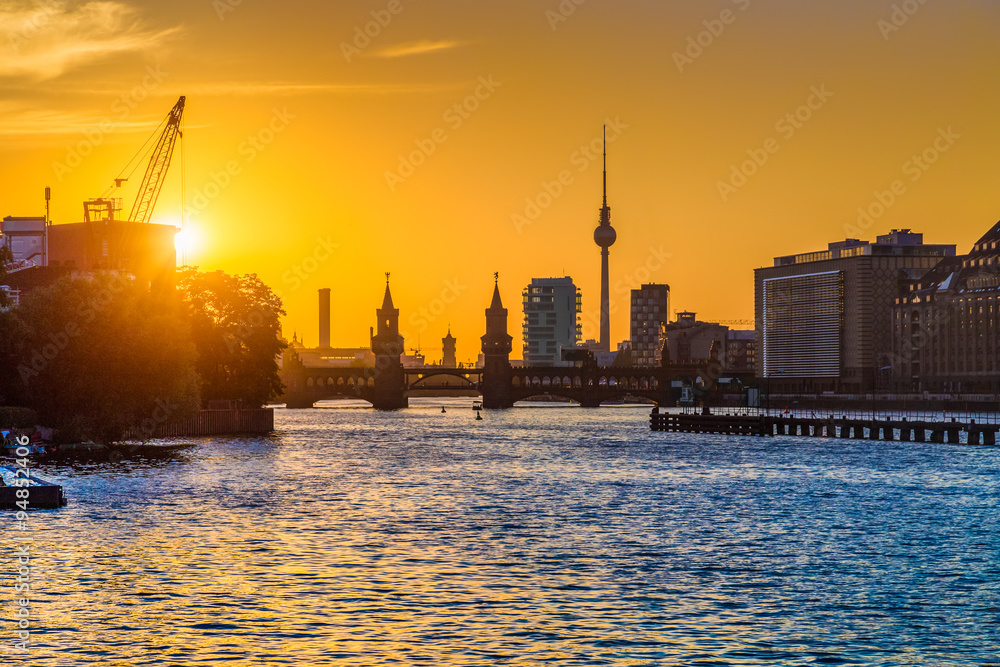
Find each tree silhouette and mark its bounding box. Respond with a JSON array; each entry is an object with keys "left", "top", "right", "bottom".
[
  {"left": 2, "top": 275, "right": 200, "bottom": 443},
  {"left": 177, "top": 268, "right": 287, "bottom": 407}
]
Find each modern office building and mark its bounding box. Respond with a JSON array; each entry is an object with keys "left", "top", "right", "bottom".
[
  {"left": 522, "top": 277, "right": 582, "bottom": 366},
  {"left": 630, "top": 283, "right": 670, "bottom": 367},
  {"left": 726, "top": 330, "right": 756, "bottom": 373},
  {"left": 892, "top": 221, "right": 1000, "bottom": 393},
  {"left": 755, "top": 229, "right": 955, "bottom": 392}
]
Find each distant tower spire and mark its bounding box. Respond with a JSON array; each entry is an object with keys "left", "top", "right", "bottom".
[
  {"left": 593, "top": 124, "right": 617, "bottom": 354},
  {"left": 602, "top": 125, "right": 607, "bottom": 208}
]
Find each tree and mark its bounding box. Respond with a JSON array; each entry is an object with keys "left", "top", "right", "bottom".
[
  {"left": 1, "top": 274, "right": 200, "bottom": 443},
  {"left": 0, "top": 244, "right": 13, "bottom": 309},
  {"left": 177, "top": 268, "right": 287, "bottom": 407}
]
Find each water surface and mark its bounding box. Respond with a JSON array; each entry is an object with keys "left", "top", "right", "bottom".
[{"left": 6, "top": 400, "right": 999, "bottom": 665}]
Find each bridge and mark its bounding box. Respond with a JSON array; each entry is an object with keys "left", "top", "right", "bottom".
[{"left": 280, "top": 278, "right": 752, "bottom": 409}]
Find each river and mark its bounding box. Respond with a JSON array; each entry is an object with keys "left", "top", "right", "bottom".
[{"left": 7, "top": 399, "right": 999, "bottom": 665}]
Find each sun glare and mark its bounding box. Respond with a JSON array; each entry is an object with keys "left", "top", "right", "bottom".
[{"left": 174, "top": 225, "right": 202, "bottom": 265}]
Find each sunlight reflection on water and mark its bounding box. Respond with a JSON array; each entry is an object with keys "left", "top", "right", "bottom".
[{"left": 10, "top": 399, "right": 1000, "bottom": 665}]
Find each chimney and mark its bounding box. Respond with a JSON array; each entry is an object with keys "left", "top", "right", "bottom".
[{"left": 318, "top": 288, "right": 331, "bottom": 348}]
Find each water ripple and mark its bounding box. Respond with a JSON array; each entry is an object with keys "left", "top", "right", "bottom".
[{"left": 8, "top": 401, "right": 1000, "bottom": 665}]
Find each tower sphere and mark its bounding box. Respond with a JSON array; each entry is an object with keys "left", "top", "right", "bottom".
[{"left": 594, "top": 224, "right": 617, "bottom": 248}]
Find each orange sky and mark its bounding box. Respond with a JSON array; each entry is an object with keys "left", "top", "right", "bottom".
[{"left": 2, "top": 0, "right": 999, "bottom": 363}]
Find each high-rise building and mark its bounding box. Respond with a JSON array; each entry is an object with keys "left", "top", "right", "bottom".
[
  {"left": 755, "top": 229, "right": 955, "bottom": 392},
  {"left": 593, "top": 126, "right": 617, "bottom": 354},
  {"left": 630, "top": 283, "right": 670, "bottom": 366},
  {"left": 522, "top": 277, "right": 582, "bottom": 366},
  {"left": 892, "top": 221, "right": 1000, "bottom": 393}
]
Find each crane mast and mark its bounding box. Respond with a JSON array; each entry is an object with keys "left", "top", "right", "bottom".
[{"left": 128, "top": 96, "right": 185, "bottom": 224}]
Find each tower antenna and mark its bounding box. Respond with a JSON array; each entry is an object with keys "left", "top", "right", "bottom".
[{"left": 602, "top": 124, "right": 607, "bottom": 207}]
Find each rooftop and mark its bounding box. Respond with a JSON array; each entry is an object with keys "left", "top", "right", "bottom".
[{"left": 773, "top": 229, "right": 955, "bottom": 267}]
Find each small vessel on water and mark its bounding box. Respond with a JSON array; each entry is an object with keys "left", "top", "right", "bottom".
[{"left": 0, "top": 466, "right": 67, "bottom": 509}]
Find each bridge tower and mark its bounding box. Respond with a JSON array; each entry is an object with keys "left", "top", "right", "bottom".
[
  {"left": 481, "top": 275, "right": 514, "bottom": 409},
  {"left": 371, "top": 274, "right": 407, "bottom": 409}
]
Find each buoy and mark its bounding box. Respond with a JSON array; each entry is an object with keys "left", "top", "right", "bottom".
[{"left": 441, "top": 407, "right": 446, "bottom": 413}]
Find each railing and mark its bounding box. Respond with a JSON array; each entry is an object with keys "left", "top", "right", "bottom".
[{"left": 652, "top": 411, "right": 1000, "bottom": 444}]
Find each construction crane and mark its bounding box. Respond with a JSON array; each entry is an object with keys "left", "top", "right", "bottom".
[
  {"left": 129, "top": 96, "right": 185, "bottom": 224},
  {"left": 84, "top": 96, "right": 185, "bottom": 224},
  {"left": 708, "top": 319, "right": 755, "bottom": 327}
]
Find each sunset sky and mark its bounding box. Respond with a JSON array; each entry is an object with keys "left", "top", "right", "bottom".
[{"left": 2, "top": 0, "right": 999, "bottom": 362}]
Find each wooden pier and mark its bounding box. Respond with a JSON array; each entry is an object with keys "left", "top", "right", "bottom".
[{"left": 650, "top": 412, "right": 998, "bottom": 445}]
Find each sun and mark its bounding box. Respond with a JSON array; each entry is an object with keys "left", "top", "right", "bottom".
[{"left": 174, "top": 224, "right": 202, "bottom": 265}]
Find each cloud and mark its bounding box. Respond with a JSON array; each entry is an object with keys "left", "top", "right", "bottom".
[
  {"left": 373, "top": 39, "right": 465, "bottom": 59},
  {"left": 181, "top": 81, "right": 466, "bottom": 96},
  {"left": 0, "top": 101, "right": 162, "bottom": 138},
  {"left": 0, "top": 1, "right": 179, "bottom": 80}
]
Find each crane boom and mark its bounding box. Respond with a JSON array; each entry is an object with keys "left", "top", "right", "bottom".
[{"left": 128, "top": 96, "right": 185, "bottom": 224}]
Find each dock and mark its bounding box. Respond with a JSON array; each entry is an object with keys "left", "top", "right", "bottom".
[
  {"left": 650, "top": 412, "right": 998, "bottom": 445},
  {"left": 0, "top": 466, "right": 67, "bottom": 509}
]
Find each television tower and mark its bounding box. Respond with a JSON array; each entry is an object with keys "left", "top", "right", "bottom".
[{"left": 593, "top": 126, "right": 617, "bottom": 354}]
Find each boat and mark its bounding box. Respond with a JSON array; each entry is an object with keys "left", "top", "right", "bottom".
[{"left": 0, "top": 466, "right": 67, "bottom": 509}]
